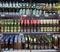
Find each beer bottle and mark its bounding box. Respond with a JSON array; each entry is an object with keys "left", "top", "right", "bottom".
[
  {"left": 0, "top": 2, "right": 2, "bottom": 7},
  {"left": 25, "top": 35, "right": 29, "bottom": 49},
  {"left": 0, "top": 21, "right": 1, "bottom": 32},
  {"left": 18, "top": 19, "right": 20, "bottom": 32},
  {"left": 59, "top": 20, "right": 60, "bottom": 31},
  {"left": 16, "top": 19, "right": 18, "bottom": 32},
  {"left": 36, "top": 20, "right": 40, "bottom": 32},
  {"left": 41, "top": 20, "right": 43, "bottom": 32},
  {"left": 44, "top": 36, "right": 47, "bottom": 49},
  {"left": 23, "top": 20, "right": 25, "bottom": 32},
  {"left": 21, "top": 20, "right": 23, "bottom": 32},
  {"left": 35, "top": 20, "right": 38, "bottom": 32},
  {"left": 2, "top": 20, "right": 4, "bottom": 32},
  {"left": 9, "top": 35, "right": 14, "bottom": 50},
  {"left": 21, "top": 35, "right": 25, "bottom": 49},
  {"left": 38, "top": 35, "right": 41, "bottom": 49},
  {"left": 47, "top": 36, "right": 52, "bottom": 49},
  {"left": 34, "top": 20, "right": 36, "bottom": 32},
  {"left": 3, "top": 20, "right": 5, "bottom": 32},
  {"left": 33, "top": 37, "right": 37, "bottom": 49},
  {"left": 5, "top": 19, "right": 6, "bottom": 32},
  {"left": 39, "top": 20, "right": 41, "bottom": 32},
  {"left": 26, "top": 20, "right": 29, "bottom": 32},
  {"left": 52, "top": 35, "right": 58, "bottom": 49},
  {"left": 40, "top": 36, "right": 44, "bottom": 49},
  {"left": 33, "top": 9, "right": 36, "bottom": 15}
]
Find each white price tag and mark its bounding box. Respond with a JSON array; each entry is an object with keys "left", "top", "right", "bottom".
[
  {"left": 20, "top": 33, "right": 23, "bottom": 35},
  {"left": 45, "top": 14, "right": 49, "bottom": 17},
  {"left": 47, "top": 33, "right": 51, "bottom": 35},
  {"left": 36, "top": 15, "right": 39, "bottom": 17},
  {"left": 1, "top": 14, "right": 5, "bottom": 17}
]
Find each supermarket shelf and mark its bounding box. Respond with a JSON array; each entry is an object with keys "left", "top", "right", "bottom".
[
  {"left": 3, "top": 49, "right": 58, "bottom": 52},
  {"left": 22, "top": 32, "right": 60, "bottom": 34},
  {"left": 0, "top": 12, "right": 20, "bottom": 15},
  {"left": 0, "top": 12, "right": 59, "bottom": 16},
  {"left": 0, "top": 13, "right": 60, "bottom": 19},
  {"left": 1, "top": 32, "right": 20, "bottom": 34},
  {"left": 1, "top": 32, "right": 60, "bottom": 34},
  {"left": 0, "top": 7, "right": 36, "bottom": 9},
  {"left": 0, "top": 13, "right": 20, "bottom": 20},
  {"left": 0, "top": 7, "right": 20, "bottom": 8},
  {"left": 0, "top": 0, "right": 59, "bottom": 3},
  {"left": 22, "top": 32, "right": 60, "bottom": 35},
  {"left": 32, "top": 50, "right": 58, "bottom": 52},
  {"left": 0, "top": 12, "right": 20, "bottom": 19}
]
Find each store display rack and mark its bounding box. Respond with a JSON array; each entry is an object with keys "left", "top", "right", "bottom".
[{"left": 0, "top": 1, "right": 60, "bottom": 52}]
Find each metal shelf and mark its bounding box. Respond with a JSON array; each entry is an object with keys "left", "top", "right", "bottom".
[
  {"left": 1, "top": 32, "right": 60, "bottom": 34},
  {"left": 3, "top": 49, "right": 58, "bottom": 52},
  {"left": 0, "top": 12, "right": 60, "bottom": 19}
]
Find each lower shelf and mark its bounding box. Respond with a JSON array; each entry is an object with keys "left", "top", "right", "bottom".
[{"left": 3, "top": 50, "right": 58, "bottom": 52}]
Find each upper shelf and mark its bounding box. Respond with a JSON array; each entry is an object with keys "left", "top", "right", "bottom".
[
  {"left": 0, "top": 0, "right": 59, "bottom": 3},
  {"left": 0, "top": 13, "right": 60, "bottom": 19},
  {"left": 2, "top": 32, "right": 60, "bottom": 35},
  {"left": 2, "top": 49, "right": 58, "bottom": 52}
]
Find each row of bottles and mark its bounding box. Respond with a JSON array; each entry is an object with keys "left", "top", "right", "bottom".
[
  {"left": 0, "top": 8, "right": 19, "bottom": 13},
  {"left": 0, "top": 2, "right": 57, "bottom": 8},
  {"left": 1, "top": 19, "right": 60, "bottom": 32},
  {"left": 1, "top": 34, "right": 59, "bottom": 50},
  {"left": 0, "top": 8, "right": 57, "bottom": 15},
  {"left": 0, "top": 2, "right": 20, "bottom": 7},
  {"left": 21, "top": 19, "right": 59, "bottom": 26},
  {"left": 24, "top": 35, "right": 59, "bottom": 49},
  {"left": 1, "top": 34, "right": 21, "bottom": 50},
  {"left": 0, "top": 2, "right": 59, "bottom": 15},
  {"left": 43, "top": 3, "right": 60, "bottom": 11},
  {"left": 1, "top": 19, "right": 20, "bottom": 32},
  {"left": 20, "top": 19, "right": 60, "bottom": 32},
  {"left": 21, "top": 27, "right": 59, "bottom": 32},
  {"left": 0, "top": 21, "right": 1, "bottom": 32},
  {"left": 0, "top": 2, "right": 60, "bottom": 10}
]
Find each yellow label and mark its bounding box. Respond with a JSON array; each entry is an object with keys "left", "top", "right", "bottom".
[
  {"left": 55, "top": 7, "right": 60, "bottom": 11},
  {"left": 56, "top": 3, "right": 60, "bottom": 6},
  {"left": 54, "top": 27, "right": 56, "bottom": 32},
  {"left": 41, "top": 27, "right": 43, "bottom": 32},
  {"left": 47, "top": 27, "right": 50, "bottom": 32},
  {"left": 44, "top": 20, "right": 46, "bottom": 24},
  {"left": 49, "top": 20, "right": 52, "bottom": 24},
  {"left": 50, "top": 27, "right": 52, "bottom": 32},
  {"left": 44, "top": 27, "right": 46, "bottom": 32},
  {"left": 57, "top": 27, "right": 59, "bottom": 32}
]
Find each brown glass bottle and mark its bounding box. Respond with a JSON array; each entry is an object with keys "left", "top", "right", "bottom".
[
  {"left": 52, "top": 35, "right": 58, "bottom": 49},
  {"left": 40, "top": 36, "right": 45, "bottom": 49},
  {"left": 0, "top": 21, "right": 1, "bottom": 32},
  {"left": 26, "top": 20, "right": 29, "bottom": 32},
  {"left": 25, "top": 35, "right": 29, "bottom": 49}
]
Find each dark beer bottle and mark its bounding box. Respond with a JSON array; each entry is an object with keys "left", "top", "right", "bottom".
[
  {"left": 26, "top": 20, "right": 29, "bottom": 32},
  {"left": 52, "top": 35, "right": 58, "bottom": 49}
]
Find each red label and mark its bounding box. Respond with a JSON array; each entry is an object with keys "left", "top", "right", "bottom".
[
  {"left": 21, "top": 20, "right": 23, "bottom": 24},
  {"left": 26, "top": 20, "right": 29, "bottom": 25},
  {"left": 33, "top": 20, "right": 36, "bottom": 24},
  {"left": 31, "top": 20, "right": 33, "bottom": 24},
  {"left": 21, "top": 20, "right": 41, "bottom": 25},
  {"left": 36, "top": 20, "right": 40, "bottom": 24},
  {"left": 24, "top": 20, "right": 26, "bottom": 24},
  {"left": 21, "top": 15, "right": 26, "bottom": 19}
]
